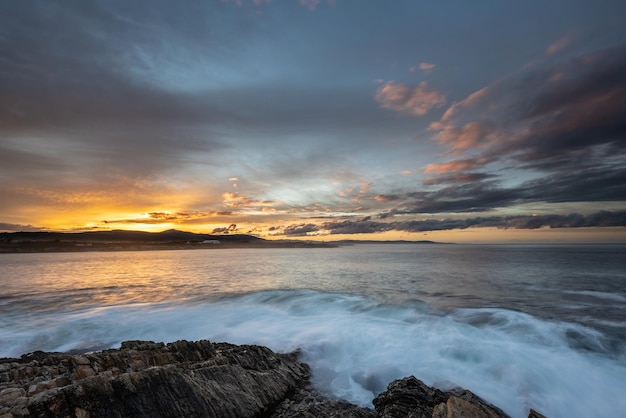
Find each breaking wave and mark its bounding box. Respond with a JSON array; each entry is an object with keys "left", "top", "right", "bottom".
[{"left": 2, "top": 289, "right": 625, "bottom": 418}]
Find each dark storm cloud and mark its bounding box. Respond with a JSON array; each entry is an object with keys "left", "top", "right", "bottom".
[
  {"left": 0, "top": 145, "right": 68, "bottom": 174},
  {"left": 401, "top": 181, "right": 522, "bottom": 214},
  {"left": 0, "top": 1, "right": 238, "bottom": 179},
  {"left": 393, "top": 166, "right": 626, "bottom": 215},
  {"left": 0, "top": 223, "right": 47, "bottom": 232},
  {"left": 277, "top": 210, "right": 626, "bottom": 236},
  {"left": 422, "top": 172, "right": 495, "bottom": 186},
  {"left": 420, "top": 43, "right": 626, "bottom": 214},
  {"left": 505, "top": 211, "right": 626, "bottom": 229},
  {"left": 523, "top": 165, "right": 626, "bottom": 204},
  {"left": 430, "top": 43, "right": 626, "bottom": 171},
  {"left": 3, "top": 0, "right": 626, "bottom": 235},
  {"left": 281, "top": 223, "right": 320, "bottom": 236},
  {"left": 504, "top": 44, "right": 626, "bottom": 166},
  {"left": 0, "top": 1, "right": 233, "bottom": 129},
  {"left": 0, "top": 0, "right": 406, "bottom": 184}
]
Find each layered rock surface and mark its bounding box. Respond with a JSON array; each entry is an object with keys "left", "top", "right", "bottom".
[{"left": 0, "top": 340, "right": 536, "bottom": 417}]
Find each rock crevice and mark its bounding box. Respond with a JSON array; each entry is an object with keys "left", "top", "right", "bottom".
[{"left": 0, "top": 340, "right": 542, "bottom": 418}]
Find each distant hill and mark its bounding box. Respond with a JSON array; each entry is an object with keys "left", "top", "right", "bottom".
[
  {"left": 0, "top": 230, "right": 451, "bottom": 254},
  {"left": 0, "top": 229, "right": 264, "bottom": 244},
  {"left": 330, "top": 239, "right": 446, "bottom": 245}
]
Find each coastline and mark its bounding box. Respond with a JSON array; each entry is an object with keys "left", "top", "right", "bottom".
[
  {"left": 0, "top": 230, "right": 456, "bottom": 254},
  {"left": 0, "top": 339, "right": 527, "bottom": 418},
  {"left": 0, "top": 240, "right": 336, "bottom": 254}
]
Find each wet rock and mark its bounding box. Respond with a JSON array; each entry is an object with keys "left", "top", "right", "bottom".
[
  {"left": 1, "top": 340, "right": 309, "bottom": 417},
  {"left": 373, "top": 376, "right": 510, "bottom": 418},
  {"left": 1, "top": 341, "right": 526, "bottom": 418},
  {"left": 272, "top": 387, "right": 376, "bottom": 418},
  {"left": 0, "top": 388, "right": 25, "bottom": 404},
  {"left": 528, "top": 409, "right": 548, "bottom": 418},
  {"left": 433, "top": 396, "right": 503, "bottom": 418}
]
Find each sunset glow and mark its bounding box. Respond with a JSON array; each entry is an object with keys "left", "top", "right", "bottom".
[{"left": 1, "top": 1, "right": 625, "bottom": 243}]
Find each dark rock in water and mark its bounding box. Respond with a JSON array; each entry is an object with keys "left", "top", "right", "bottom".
[
  {"left": 1, "top": 341, "right": 533, "bottom": 418},
  {"left": 0, "top": 340, "right": 312, "bottom": 417},
  {"left": 0, "top": 340, "right": 375, "bottom": 418},
  {"left": 272, "top": 387, "right": 376, "bottom": 418},
  {"left": 373, "top": 376, "right": 510, "bottom": 418},
  {"left": 528, "top": 409, "right": 548, "bottom": 418}
]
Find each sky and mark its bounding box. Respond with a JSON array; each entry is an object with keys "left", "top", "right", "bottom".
[{"left": 1, "top": 0, "right": 626, "bottom": 243}]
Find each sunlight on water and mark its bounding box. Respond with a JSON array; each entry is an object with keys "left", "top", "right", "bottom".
[{"left": 1, "top": 245, "right": 625, "bottom": 418}]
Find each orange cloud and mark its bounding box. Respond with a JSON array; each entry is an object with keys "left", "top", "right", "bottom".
[
  {"left": 374, "top": 194, "right": 400, "bottom": 202},
  {"left": 424, "top": 158, "right": 486, "bottom": 174},
  {"left": 432, "top": 121, "right": 492, "bottom": 153},
  {"left": 222, "top": 192, "right": 274, "bottom": 208},
  {"left": 439, "top": 86, "right": 490, "bottom": 123},
  {"left": 375, "top": 81, "right": 446, "bottom": 116}
]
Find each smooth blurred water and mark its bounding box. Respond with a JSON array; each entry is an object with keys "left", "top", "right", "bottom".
[{"left": 1, "top": 244, "right": 625, "bottom": 418}]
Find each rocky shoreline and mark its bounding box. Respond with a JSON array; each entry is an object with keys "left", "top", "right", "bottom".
[{"left": 0, "top": 340, "right": 545, "bottom": 418}]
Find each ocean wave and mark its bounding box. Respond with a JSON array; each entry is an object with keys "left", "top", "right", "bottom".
[
  {"left": 563, "top": 290, "right": 626, "bottom": 303},
  {"left": 1, "top": 289, "right": 625, "bottom": 418}
]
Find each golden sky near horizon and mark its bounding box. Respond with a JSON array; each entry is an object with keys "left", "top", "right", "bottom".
[{"left": 1, "top": 1, "right": 626, "bottom": 243}]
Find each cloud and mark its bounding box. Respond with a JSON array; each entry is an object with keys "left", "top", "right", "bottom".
[
  {"left": 0, "top": 144, "right": 69, "bottom": 179},
  {"left": 299, "top": 0, "right": 321, "bottom": 10},
  {"left": 374, "top": 195, "right": 401, "bottom": 202},
  {"left": 401, "top": 181, "right": 521, "bottom": 214},
  {"left": 375, "top": 81, "right": 446, "bottom": 116},
  {"left": 424, "top": 158, "right": 491, "bottom": 174},
  {"left": 220, "top": 0, "right": 327, "bottom": 9},
  {"left": 273, "top": 210, "right": 626, "bottom": 236},
  {"left": 437, "top": 86, "right": 491, "bottom": 124},
  {"left": 545, "top": 33, "right": 575, "bottom": 56},
  {"left": 0, "top": 223, "right": 46, "bottom": 232},
  {"left": 431, "top": 121, "right": 493, "bottom": 154},
  {"left": 396, "top": 164, "right": 626, "bottom": 215},
  {"left": 280, "top": 223, "right": 320, "bottom": 236},
  {"left": 103, "top": 211, "right": 233, "bottom": 226},
  {"left": 426, "top": 43, "right": 626, "bottom": 189},
  {"left": 410, "top": 62, "right": 436, "bottom": 73},
  {"left": 0, "top": 1, "right": 234, "bottom": 182},
  {"left": 222, "top": 192, "right": 275, "bottom": 208},
  {"left": 422, "top": 172, "right": 495, "bottom": 185}
]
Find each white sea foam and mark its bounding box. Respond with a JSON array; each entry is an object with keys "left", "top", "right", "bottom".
[
  {"left": 563, "top": 290, "right": 626, "bottom": 303},
  {"left": 1, "top": 290, "right": 625, "bottom": 418}
]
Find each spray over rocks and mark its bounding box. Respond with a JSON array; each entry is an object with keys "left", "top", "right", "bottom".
[{"left": 0, "top": 340, "right": 532, "bottom": 418}]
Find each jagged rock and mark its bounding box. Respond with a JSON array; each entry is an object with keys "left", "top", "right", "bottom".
[
  {"left": 373, "top": 376, "right": 510, "bottom": 418},
  {"left": 1, "top": 341, "right": 528, "bottom": 418},
  {"left": 0, "top": 340, "right": 309, "bottom": 417},
  {"left": 528, "top": 409, "right": 548, "bottom": 418},
  {"left": 271, "top": 387, "right": 376, "bottom": 418}
]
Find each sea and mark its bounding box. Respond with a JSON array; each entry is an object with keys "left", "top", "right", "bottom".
[{"left": 1, "top": 244, "right": 625, "bottom": 418}]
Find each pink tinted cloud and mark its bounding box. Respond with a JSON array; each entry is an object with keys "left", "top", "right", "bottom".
[
  {"left": 424, "top": 158, "right": 487, "bottom": 174},
  {"left": 545, "top": 33, "right": 575, "bottom": 56},
  {"left": 222, "top": 192, "right": 274, "bottom": 208},
  {"left": 410, "top": 62, "right": 436, "bottom": 73},
  {"left": 299, "top": 0, "right": 320, "bottom": 10},
  {"left": 432, "top": 121, "right": 492, "bottom": 153},
  {"left": 438, "top": 86, "right": 491, "bottom": 123},
  {"left": 375, "top": 81, "right": 446, "bottom": 116}
]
